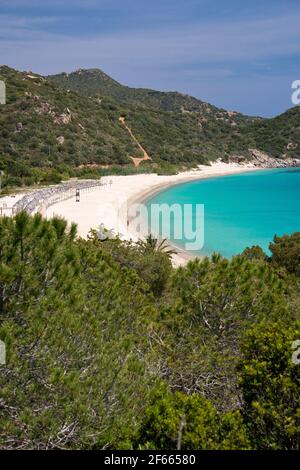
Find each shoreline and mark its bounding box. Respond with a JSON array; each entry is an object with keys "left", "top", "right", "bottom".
[
  {"left": 114, "top": 163, "right": 264, "bottom": 266},
  {"left": 2, "top": 162, "right": 267, "bottom": 267},
  {"left": 124, "top": 164, "right": 264, "bottom": 266}
]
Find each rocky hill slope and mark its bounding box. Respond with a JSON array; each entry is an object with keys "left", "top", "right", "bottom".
[
  {"left": 0, "top": 66, "right": 299, "bottom": 188},
  {"left": 49, "top": 68, "right": 254, "bottom": 122}
]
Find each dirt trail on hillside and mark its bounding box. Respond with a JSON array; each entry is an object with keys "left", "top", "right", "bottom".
[{"left": 119, "top": 117, "right": 151, "bottom": 167}]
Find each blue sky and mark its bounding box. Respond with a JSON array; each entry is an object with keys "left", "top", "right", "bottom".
[{"left": 1, "top": 0, "right": 300, "bottom": 116}]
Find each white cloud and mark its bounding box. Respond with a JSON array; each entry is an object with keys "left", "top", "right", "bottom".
[
  {"left": 0, "top": 9, "right": 299, "bottom": 115},
  {"left": 1, "top": 12, "right": 300, "bottom": 70}
]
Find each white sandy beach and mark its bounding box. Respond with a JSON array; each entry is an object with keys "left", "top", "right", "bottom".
[
  {"left": 0, "top": 192, "right": 27, "bottom": 216},
  {"left": 43, "top": 161, "right": 258, "bottom": 266},
  {"left": 0, "top": 161, "right": 260, "bottom": 266}
]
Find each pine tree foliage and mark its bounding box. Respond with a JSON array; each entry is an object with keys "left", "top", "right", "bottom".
[{"left": 0, "top": 215, "right": 299, "bottom": 449}]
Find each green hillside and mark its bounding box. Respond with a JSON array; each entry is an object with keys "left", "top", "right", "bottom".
[
  {"left": 0, "top": 66, "right": 144, "bottom": 187},
  {"left": 0, "top": 65, "right": 299, "bottom": 189},
  {"left": 239, "top": 106, "right": 300, "bottom": 158},
  {"left": 49, "top": 68, "right": 300, "bottom": 162},
  {"left": 48, "top": 68, "right": 253, "bottom": 121}
]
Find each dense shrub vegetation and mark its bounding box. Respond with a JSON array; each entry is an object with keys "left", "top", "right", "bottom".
[
  {"left": 1, "top": 66, "right": 300, "bottom": 190},
  {"left": 0, "top": 213, "right": 299, "bottom": 449}
]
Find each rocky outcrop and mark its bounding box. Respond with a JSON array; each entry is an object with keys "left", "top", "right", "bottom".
[
  {"left": 229, "top": 149, "right": 300, "bottom": 168},
  {"left": 35, "top": 101, "right": 53, "bottom": 115},
  {"left": 56, "top": 136, "right": 65, "bottom": 145},
  {"left": 54, "top": 108, "right": 72, "bottom": 125},
  {"left": 35, "top": 101, "right": 72, "bottom": 125},
  {"left": 287, "top": 142, "right": 298, "bottom": 150}
]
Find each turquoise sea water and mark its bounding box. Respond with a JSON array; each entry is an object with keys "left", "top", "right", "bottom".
[{"left": 146, "top": 168, "right": 300, "bottom": 258}]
